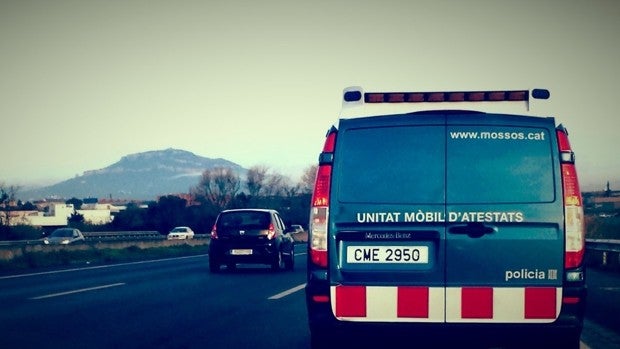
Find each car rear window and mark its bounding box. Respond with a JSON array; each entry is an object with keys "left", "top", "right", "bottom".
[
  {"left": 337, "top": 125, "right": 445, "bottom": 204},
  {"left": 447, "top": 125, "right": 555, "bottom": 203},
  {"left": 217, "top": 211, "right": 271, "bottom": 230},
  {"left": 52, "top": 229, "right": 74, "bottom": 237}
]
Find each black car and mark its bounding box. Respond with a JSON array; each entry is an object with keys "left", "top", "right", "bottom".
[{"left": 209, "top": 209, "right": 295, "bottom": 272}]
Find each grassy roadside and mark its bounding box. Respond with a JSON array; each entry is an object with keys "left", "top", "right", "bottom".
[
  {"left": 0, "top": 242, "right": 209, "bottom": 274},
  {"left": 0, "top": 234, "right": 308, "bottom": 274}
]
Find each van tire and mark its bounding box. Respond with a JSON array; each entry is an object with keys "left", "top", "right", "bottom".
[
  {"left": 310, "top": 332, "right": 329, "bottom": 349},
  {"left": 558, "top": 335, "right": 581, "bottom": 349}
]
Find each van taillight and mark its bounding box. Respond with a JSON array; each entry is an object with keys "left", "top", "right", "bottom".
[
  {"left": 309, "top": 205, "right": 329, "bottom": 267},
  {"left": 210, "top": 224, "right": 218, "bottom": 239},
  {"left": 309, "top": 130, "right": 336, "bottom": 268},
  {"left": 312, "top": 165, "right": 332, "bottom": 207},
  {"left": 557, "top": 127, "right": 585, "bottom": 269}
]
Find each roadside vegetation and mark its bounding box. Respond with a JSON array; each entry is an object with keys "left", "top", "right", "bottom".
[
  {"left": 0, "top": 166, "right": 314, "bottom": 273},
  {"left": 0, "top": 243, "right": 209, "bottom": 273},
  {"left": 1, "top": 165, "right": 316, "bottom": 241}
]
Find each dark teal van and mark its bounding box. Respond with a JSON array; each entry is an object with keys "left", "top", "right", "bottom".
[{"left": 306, "top": 87, "right": 586, "bottom": 348}]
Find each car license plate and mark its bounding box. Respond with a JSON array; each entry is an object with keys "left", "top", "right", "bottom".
[
  {"left": 346, "top": 246, "right": 429, "bottom": 264},
  {"left": 230, "top": 249, "right": 253, "bottom": 255}
]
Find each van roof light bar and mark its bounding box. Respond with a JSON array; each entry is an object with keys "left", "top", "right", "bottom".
[{"left": 343, "top": 88, "right": 550, "bottom": 104}]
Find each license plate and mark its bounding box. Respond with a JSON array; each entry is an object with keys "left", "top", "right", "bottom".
[
  {"left": 230, "top": 249, "right": 253, "bottom": 255},
  {"left": 346, "top": 246, "right": 429, "bottom": 264}
]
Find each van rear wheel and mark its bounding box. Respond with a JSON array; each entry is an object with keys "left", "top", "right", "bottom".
[
  {"left": 310, "top": 333, "right": 326, "bottom": 349},
  {"left": 557, "top": 335, "right": 581, "bottom": 349}
]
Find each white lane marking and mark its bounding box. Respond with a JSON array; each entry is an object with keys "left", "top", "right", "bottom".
[
  {"left": 0, "top": 254, "right": 207, "bottom": 280},
  {"left": 30, "top": 282, "right": 125, "bottom": 300},
  {"left": 2, "top": 250, "right": 306, "bottom": 281},
  {"left": 269, "top": 283, "right": 306, "bottom": 300}
]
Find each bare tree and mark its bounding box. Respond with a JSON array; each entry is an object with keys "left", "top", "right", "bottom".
[
  {"left": 263, "top": 173, "right": 289, "bottom": 197},
  {"left": 192, "top": 167, "right": 241, "bottom": 209},
  {"left": 284, "top": 182, "right": 300, "bottom": 198},
  {"left": 246, "top": 166, "right": 293, "bottom": 196},
  {"left": 246, "top": 165, "right": 269, "bottom": 197},
  {"left": 0, "top": 183, "right": 20, "bottom": 228},
  {"left": 299, "top": 164, "right": 318, "bottom": 194}
]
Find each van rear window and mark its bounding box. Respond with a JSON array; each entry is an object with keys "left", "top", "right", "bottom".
[
  {"left": 336, "top": 124, "right": 555, "bottom": 205},
  {"left": 337, "top": 126, "right": 445, "bottom": 204},
  {"left": 447, "top": 126, "right": 554, "bottom": 203}
]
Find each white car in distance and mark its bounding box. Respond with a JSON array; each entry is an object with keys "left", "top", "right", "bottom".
[{"left": 167, "top": 226, "right": 195, "bottom": 240}]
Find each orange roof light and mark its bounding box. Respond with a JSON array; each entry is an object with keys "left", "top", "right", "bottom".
[
  {"left": 365, "top": 93, "right": 385, "bottom": 103},
  {"left": 427, "top": 92, "right": 445, "bottom": 102},
  {"left": 448, "top": 92, "right": 465, "bottom": 101},
  {"left": 407, "top": 93, "right": 425, "bottom": 102},
  {"left": 467, "top": 92, "right": 485, "bottom": 101},
  {"left": 387, "top": 93, "right": 405, "bottom": 103},
  {"left": 488, "top": 91, "right": 506, "bottom": 101}
]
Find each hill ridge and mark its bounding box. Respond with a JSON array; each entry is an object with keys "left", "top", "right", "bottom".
[{"left": 20, "top": 148, "right": 245, "bottom": 201}]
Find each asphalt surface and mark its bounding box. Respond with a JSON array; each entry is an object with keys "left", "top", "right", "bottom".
[{"left": 0, "top": 245, "right": 618, "bottom": 349}]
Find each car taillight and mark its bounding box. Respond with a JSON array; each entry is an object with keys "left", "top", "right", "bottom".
[
  {"left": 210, "top": 224, "right": 218, "bottom": 239},
  {"left": 267, "top": 223, "right": 276, "bottom": 240},
  {"left": 557, "top": 127, "right": 585, "bottom": 269},
  {"left": 309, "top": 129, "right": 336, "bottom": 268}
]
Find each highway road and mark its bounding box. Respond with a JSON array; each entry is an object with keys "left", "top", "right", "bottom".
[{"left": 0, "top": 244, "right": 618, "bottom": 349}]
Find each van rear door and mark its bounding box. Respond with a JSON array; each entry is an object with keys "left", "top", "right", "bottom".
[
  {"left": 329, "top": 113, "right": 447, "bottom": 322},
  {"left": 329, "top": 111, "right": 564, "bottom": 324},
  {"left": 445, "top": 113, "right": 564, "bottom": 323}
]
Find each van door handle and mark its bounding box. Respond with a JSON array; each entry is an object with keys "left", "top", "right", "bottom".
[{"left": 449, "top": 223, "right": 497, "bottom": 238}]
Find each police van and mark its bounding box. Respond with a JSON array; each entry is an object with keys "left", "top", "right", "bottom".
[{"left": 305, "top": 87, "right": 586, "bottom": 348}]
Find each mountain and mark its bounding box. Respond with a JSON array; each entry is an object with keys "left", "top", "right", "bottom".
[{"left": 20, "top": 148, "right": 246, "bottom": 201}]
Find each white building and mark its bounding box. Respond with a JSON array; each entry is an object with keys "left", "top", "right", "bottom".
[{"left": 7, "top": 203, "right": 114, "bottom": 227}]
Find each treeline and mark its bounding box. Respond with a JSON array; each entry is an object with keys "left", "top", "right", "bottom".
[{"left": 108, "top": 191, "right": 312, "bottom": 235}]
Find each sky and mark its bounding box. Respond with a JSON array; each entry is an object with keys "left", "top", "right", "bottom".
[{"left": 1, "top": 0, "right": 619, "bottom": 192}]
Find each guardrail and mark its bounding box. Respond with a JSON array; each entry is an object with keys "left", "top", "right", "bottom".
[
  {"left": 0, "top": 231, "right": 210, "bottom": 246},
  {"left": 586, "top": 239, "right": 620, "bottom": 252},
  {"left": 585, "top": 238, "right": 620, "bottom": 270},
  {"left": 0, "top": 239, "right": 40, "bottom": 246},
  {"left": 83, "top": 231, "right": 164, "bottom": 241}
]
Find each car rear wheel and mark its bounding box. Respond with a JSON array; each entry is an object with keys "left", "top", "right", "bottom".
[
  {"left": 284, "top": 249, "right": 294, "bottom": 271},
  {"left": 209, "top": 258, "right": 220, "bottom": 273},
  {"left": 271, "top": 251, "right": 284, "bottom": 271}
]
